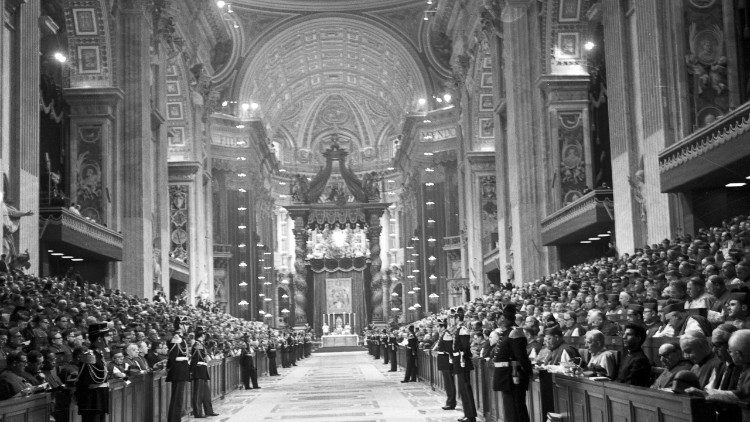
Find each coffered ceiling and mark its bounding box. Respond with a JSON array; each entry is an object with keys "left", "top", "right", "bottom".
[{"left": 233, "top": 13, "right": 432, "bottom": 172}]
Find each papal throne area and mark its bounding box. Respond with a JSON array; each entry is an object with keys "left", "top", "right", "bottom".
[{"left": 0, "top": 0, "right": 749, "bottom": 421}]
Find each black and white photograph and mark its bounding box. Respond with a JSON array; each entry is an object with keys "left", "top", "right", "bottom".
[{"left": 10, "top": 1, "right": 750, "bottom": 422}]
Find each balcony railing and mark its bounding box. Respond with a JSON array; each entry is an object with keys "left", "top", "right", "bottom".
[
  {"left": 39, "top": 207, "right": 123, "bottom": 260},
  {"left": 658, "top": 101, "right": 750, "bottom": 192},
  {"left": 169, "top": 257, "right": 190, "bottom": 283},
  {"left": 213, "top": 243, "right": 233, "bottom": 259},
  {"left": 541, "top": 189, "right": 614, "bottom": 246},
  {"left": 441, "top": 235, "right": 462, "bottom": 251}
]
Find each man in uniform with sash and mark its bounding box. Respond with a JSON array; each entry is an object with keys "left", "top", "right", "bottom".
[
  {"left": 452, "top": 307, "right": 477, "bottom": 422},
  {"left": 76, "top": 322, "right": 110, "bottom": 422},
  {"left": 401, "top": 325, "right": 418, "bottom": 382},
  {"left": 388, "top": 329, "right": 398, "bottom": 372},
  {"left": 491, "top": 304, "right": 532, "bottom": 422},
  {"left": 190, "top": 327, "right": 219, "bottom": 418},
  {"left": 166, "top": 317, "right": 190, "bottom": 422},
  {"left": 431, "top": 317, "right": 456, "bottom": 410}
]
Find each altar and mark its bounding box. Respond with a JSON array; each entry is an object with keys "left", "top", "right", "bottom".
[
  {"left": 285, "top": 143, "right": 390, "bottom": 336},
  {"left": 321, "top": 334, "right": 359, "bottom": 348}
]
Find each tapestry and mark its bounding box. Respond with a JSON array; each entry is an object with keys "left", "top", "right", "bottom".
[{"left": 326, "top": 278, "right": 352, "bottom": 313}]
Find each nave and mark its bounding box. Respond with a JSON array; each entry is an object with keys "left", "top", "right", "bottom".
[{"left": 185, "top": 351, "right": 473, "bottom": 422}]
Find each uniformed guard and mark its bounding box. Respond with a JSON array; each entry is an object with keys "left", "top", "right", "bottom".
[
  {"left": 76, "top": 322, "right": 110, "bottom": 422},
  {"left": 388, "top": 329, "right": 398, "bottom": 372},
  {"left": 432, "top": 318, "right": 457, "bottom": 410},
  {"left": 190, "top": 327, "right": 219, "bottom": 418},
  {"left": 491, "top": 303, "right": 532, "bottom": 422},
  {"left": 381, "top": 329, "right": 389, "bottom": 365},
  {"left": 401, "top": 325, "right": 418, "bottom": 382},
  {"left": 452, "top": 308, "right": 477, "bottom": 422},
  {"left": 373, "top": 330, "right": 381, "bottom": 360},
  {"left": 267, "top": 339, "right": 279, "bottom": 376},
  {"left": 166, "top": 317, "right": 190, "bottom": 422}
]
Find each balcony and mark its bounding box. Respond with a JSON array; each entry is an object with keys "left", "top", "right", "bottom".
[
  {"left": 39, "top": 207, "right": 123, "bottom": 261},
  {"left": 659, "top": 101, "right": 750, "bottom": 192},
  {"left": 213, "top": 243, "right": 233, "bottom": 259},
  {"left": 541, "top": 189, "right": 614, "bottom": 246},
  {"left": 169, "top": 257, "right": 190, "bottom": 284},
  {"left": 441, "top": 235, "right": 462, "bottom": 251}
]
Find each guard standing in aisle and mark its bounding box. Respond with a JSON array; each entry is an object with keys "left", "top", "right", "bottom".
[
  {"left": 373, "top": 331, "right": 381, "bottom": 360},
  {"left": 190, "top": 327, "right": 219, "bottom": 417},
  {"left": 76, "top": 323, "right": 110, "bottom": 422},
  {"left": 432, "top": 318, "right": 456, "bottom": 410},
  {"left": 492, "top": 304, "right": 532, "bottom": 422},
  {"left": 401, "top": 325, "right": 418, "bottom": 382},
  {"left": 166, "top": 317, "right": 190, "bottom": 422},
  {"left": 452, "top": 308, "right": 477, "bottom": 422},
  {"left": 388, "top": 329, "right": 398, "bottom": 372},
  {"left": 381, "top": 329, "right": 389, "bottom": 365},
  {"left": 267, "top": 340, "right": 279, "bottom": 376}
]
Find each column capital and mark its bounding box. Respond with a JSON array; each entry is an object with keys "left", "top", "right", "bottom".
[{"left": 64, "top": 88, "right": 124, "bottom": 120}]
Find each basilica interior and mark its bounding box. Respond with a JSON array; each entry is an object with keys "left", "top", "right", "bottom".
[{"left": 2, "top": 0, "right": 750, "bottom": 343}]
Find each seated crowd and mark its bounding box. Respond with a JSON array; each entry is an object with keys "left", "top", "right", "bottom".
[
  {"left": 402, "top": 213, "right": 750, "bottom": 405},
  {"left": 0, "top": 272, "right": 305, "bottom": 410}
]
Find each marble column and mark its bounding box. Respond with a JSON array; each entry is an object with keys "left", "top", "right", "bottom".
[
  {"left": 501, "top": 0, "right": 545, "bottom": 283},
  {"left": 368, "top": 214, "right": 384, "bottom": 324},
  {"left": 291, "top": 217, "right": 309, "bottom": 328},
  {"left": 119, "top": 0, "right": 155, "bottom": 296}
]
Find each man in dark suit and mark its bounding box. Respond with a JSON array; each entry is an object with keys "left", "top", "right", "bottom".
[
  {"left": 431, "top": 318, "right": 456, "bottom": 410},
  {"left": 381, "top": 329, "right": 389, "bottom": 365},
  {"left": 190, "top": 327, "right": 218, "bottom": 418},
  {"left": 616, "top": 323, "right": 652, "bottom": 387},
  {"left": 166, "top": 318, "right": 190, "bottom": 422},
  {"left": 492, "top": 304, "right": 533, "bottom": 422}
]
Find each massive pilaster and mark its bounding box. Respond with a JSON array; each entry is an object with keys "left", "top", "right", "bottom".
[
  {"left": 501, "top": 0, "right": 545, "bottom": 283},
  {"left": 118, "top": 0, "right": 154, "bottom": 296},
  {"left": 64, "top": 88, "right": 124, "bottom": 286},
  {"left": 8, "top": 0, "right": 41, "bottom": 271},
  {"left": 602, "top": 0, "right": 677, "bottom": 252}
]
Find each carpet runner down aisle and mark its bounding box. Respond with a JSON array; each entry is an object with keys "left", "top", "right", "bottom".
[{"left": 184, "top": 351, "right": 482, "bottom": 422}]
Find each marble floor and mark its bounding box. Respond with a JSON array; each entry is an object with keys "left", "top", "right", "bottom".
[{"left": 184, "top": 351, "right": 481, "bottom": 422}]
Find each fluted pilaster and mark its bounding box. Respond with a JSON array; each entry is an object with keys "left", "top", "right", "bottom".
[
  {"left": 119, "top": 2, "right": 154, "bottom": 296},
  {"left": 501, "top": 0, "right": 545, "bottom": 283}
]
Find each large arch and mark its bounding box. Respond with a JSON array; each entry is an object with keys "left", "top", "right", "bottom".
[{"left": 234, "top": 15, "right": 430, "bottom": 171}]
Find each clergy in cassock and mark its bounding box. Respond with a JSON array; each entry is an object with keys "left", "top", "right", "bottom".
[
  {"left": 582, "top": 330, "right": 617, "bottom": 379},
  {"left": 616, "top": 323, "right": 652, "bottom": 387},
  {"left": 539, "top": 326, "right": 579, "bottom": 366},
  {"left": 690, "top": 329, "right": 750, "bottom": 405}
]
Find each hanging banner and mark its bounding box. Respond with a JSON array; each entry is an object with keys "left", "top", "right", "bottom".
[{"left": 326, "top": 278, "right": 352, "bottom": 313}]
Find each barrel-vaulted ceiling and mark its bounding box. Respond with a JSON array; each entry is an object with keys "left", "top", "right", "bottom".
[{"left": 227, "top": 2, "right": 435, "bottom": 173}]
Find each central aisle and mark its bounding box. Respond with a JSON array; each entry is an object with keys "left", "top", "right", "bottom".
[{"left": 186, "top": 351, "right": 480, "bottom": 422}]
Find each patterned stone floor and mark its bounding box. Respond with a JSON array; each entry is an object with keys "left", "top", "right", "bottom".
[{"left": 184, "top": 351, "right": 482, "bottom": 422}]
